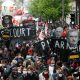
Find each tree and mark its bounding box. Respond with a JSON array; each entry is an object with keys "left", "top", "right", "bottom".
[{"left": 29, "top": 0, "right": 72, "bottom": 22}]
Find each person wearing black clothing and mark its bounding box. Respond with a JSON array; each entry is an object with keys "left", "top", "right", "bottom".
[{"left": 32, "top": 70, "right": 39, "bottom": 80}]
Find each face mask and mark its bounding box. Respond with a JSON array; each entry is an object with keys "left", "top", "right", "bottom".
[
  {"left": 74, "top": 72, "right": 78, "bottom": 74},
  {"left": 43, "top": 72, "right": 49, "bottom": 79},
  {"left": 0, "top": 64, "right": 2, "bottom": 67},
  {"left": 44, "top": 71, "right": 48, "bottom": 74},
  {"left": 50, "top": 64, "right": 55, "bottom": 66},
  {"left": 62, "top": 65, "right": 65, "bottom": 68},
  {"left": 27, "top": 71, "right": 31, "bottom": 74},
  {"left": 4, "top": 68, "right": 7, "bottom": 71},
  {"left": 18, "top": 70, "right": 21, "bottom": 73},
  {"left": 76, "top": 76, "right": 79, "bottom": 79},
  {"left": 59, "top": 74, "right": 63, "bottom": 77},
  {"left": 23, "top": 71, "right": 27, "bottom": 74},
  {"left": 49, "top": 65, "right": 54, "bottom": 74}
]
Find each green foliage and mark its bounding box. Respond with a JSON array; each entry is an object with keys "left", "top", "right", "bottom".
[
  {"left": 0, "top": 0, "right": 2, "bottom": 7},
  {"left": 0, "top": 0, "right": 72, "bottom": 22},
  {"left": 29, "top": 0, "right": 72, "bottom": 21}
]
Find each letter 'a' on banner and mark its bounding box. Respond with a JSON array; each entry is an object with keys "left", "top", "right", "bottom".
[{"left": 50, "top": 38, "right": 67, "bottom": 49}]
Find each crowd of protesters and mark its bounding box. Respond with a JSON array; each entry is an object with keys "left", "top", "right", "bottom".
[{"left": 0, "top": 25, "right": 80, "bottom": 80}]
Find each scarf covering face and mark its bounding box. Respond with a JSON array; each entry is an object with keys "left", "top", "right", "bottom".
[{"left": 43, "top": 71, "right": 49, "bottom": 80}]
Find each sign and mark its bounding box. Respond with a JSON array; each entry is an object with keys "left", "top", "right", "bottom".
[
  {"left": 69, "top": 54, "right": 79, "bottom": 59},
  {"left": 50, "top": 38, "right": 67, "bottom": 49},
  {"left": 22, "top": 20, "right": 35, "bottom": 27},
  {"left": 68, "top": 52, "right": 80, "bottom": 59},
  {"left": 0, "top": 26, "right": 36, "bottom": 40},
  {"left": 68, "top": 40, "right": 80, "bottom": 52},
  {"left": 34, "top": 38, "right": 50, "bottom": 53},
  {"left": 34, "top": 38, "right": 67, "bottom": 52},
  {"left": 1, "top": 29, "right": 10, "bottom": 41},
  {"left": 65, "top": 40, "right": 80, "bottom": 53},
  {"left": 34, "top": 38, "right": 80, "bottom": 61},
  {"left": 1, "top": 0, "right": 15, "bottom": 16}
]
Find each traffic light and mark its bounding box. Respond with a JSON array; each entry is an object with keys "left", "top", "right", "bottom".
[
  {"left": 70, "top": 14, "right": 75, "bottom": 25},
  {"left": 2, "top": 15, "right": 13, "bottom": 28}
]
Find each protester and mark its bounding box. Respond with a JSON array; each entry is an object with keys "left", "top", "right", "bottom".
[
  {"left": 0, "top": 25, "right": 80, "bottom": 80},
  {"left": 62, "top": 26, "right": 68, "bottom": 39},
  {"left": 39, "top": 66, "right": 52, "bottom": 80}
]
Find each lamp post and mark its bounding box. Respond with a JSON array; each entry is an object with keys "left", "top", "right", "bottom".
[
  {"left": 75, "top": 0, "right": 77, "bottom": 25},
  {"left": 62, "top": 0, "right": 64, "bottom": 27},
  {"left": 76, "top": 0, "right": 80, "bottom": 27}
]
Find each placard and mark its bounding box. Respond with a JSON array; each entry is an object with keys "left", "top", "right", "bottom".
[
  {"left": 50, "top": 38, "right": 67, "bottom": 49},
  {"left": 69, "top": 54, "right": 79, "bottom": 59},
  {"left": 34, "top": 38, "right": 50, "bottom": 52},
  {"left": 1, "top": 29, "right": 10, "bottom": 41},
  {"left": 0, "top": 26, "right": 36, "bottom": 40}
]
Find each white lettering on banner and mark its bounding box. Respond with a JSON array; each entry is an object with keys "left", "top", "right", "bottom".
[
  {"left": 78, "top": 45, "right": 80, "bottom": 52},
  {"left": 61, "top": 41, "right": 65, "bottom": 49},
  {"left": 12, "top": 28, "right": 31, "bottom": 37},
  {"left": 46, "top": 40, "right": 50, "bottom": 47},
  {"left": 55, "top": 40, "right": 65, "bottom": 49},
  {"left": 55, "top": 41, "right": 59, "bottom": 48},
  {"left": 41, "top": 42, "right": 46, "bottom": 50},
  {"left": 22, "top": 28, "right": 25, "bottom": 36},
  {"left": 27, "top": 28, "right": 31, "bottom": 36},
  {"left": 0, "top": 27, "right": 36, "bottom": 40},
  {"left": 13, "top": 28, "right": 16, "bottom": 37},
  {"left": 16, "top": 29, "right": 20, "bottom": 37}
]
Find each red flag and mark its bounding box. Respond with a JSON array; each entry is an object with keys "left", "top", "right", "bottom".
[
  {"left": 38, "top": 30, "right": 45, "bottom": 40},
  {"left": 45, "top": 22, "right": 49, "bottom": 36}
]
